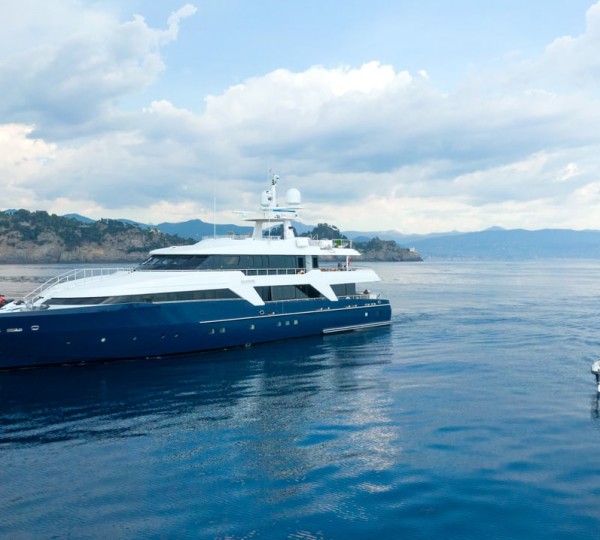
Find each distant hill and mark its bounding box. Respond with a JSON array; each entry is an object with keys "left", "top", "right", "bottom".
[
  {"left": 155, "top": 219, "right": 315, "bottom": 239},
  {"left": 155, "top": 219, "right": 251, "bottom": 240},
  {"left": 0, "top": 210, "right": 191, "bottom": 263},
  {"left": 344, "top": 229, "right": 461, "bottom": 245},
  {"left": 117, "top": 218, "right": 150, "bottom": 229},
  {"left": 65, "top": 214, "right": 257, "bottom": 239},
  {"left": 410, "top": 228, "right": 600, "bottom": 260},
  {"left": 0, "top": 211, "right": 422, "bottom": 263},
  {"left": 64, "top": 213, "right": 95, "bottom": 224},
  {"left": 301, "top": 223, "right": 422, "bottom": 261},
  {"left": 4, "top": 209, "right": 600, "bottom": 261},
  {"left": 355, "top": 237, "right": 422, "bottom": 262}
]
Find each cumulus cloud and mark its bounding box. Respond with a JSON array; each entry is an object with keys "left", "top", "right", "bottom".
[
  {"left": 0, "top": 2, "right": 197, "bottom": 136},
  {"left": 2, "top": 2, "right": 600, "bottom": 232},
  {"left": 493, "top": 1, "right": 600, "bottom": 93},
  {"left": 536, "top": 1, "right": 600, "bottom": 88},
  {"left": 0, "top": 124, "right": 57, "bottom": 208}
]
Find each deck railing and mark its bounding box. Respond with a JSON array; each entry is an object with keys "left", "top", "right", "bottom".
[
  {"left": 23, "top": 267, "right": 133, "bottom": 302},
  {"left": 135, "top": 266, "right": 361, "bottom": 275},
  {"left": 12, "top": 264, "right": 363, "bottom": 304},
  {"left": 199, "top": 235, "right": 353, "bottom": 249}
]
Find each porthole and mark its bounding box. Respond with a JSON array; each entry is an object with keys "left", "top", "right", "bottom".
[
  {"left": 285, "top": 321, "right": 290, "bottom": 326},
  {"left": 219, "top": 327, "right": 226, "bottom": 333},
  {"left": 364, "top": 312, "right": 369, "bottom": 317},
  {"left": 209, "top": 328, "right": 215, "bottom": 334},
  {"left": 293, "top": 320, "right": 298, "bottom": 325},
  {"left": 31, "top": 325, "right": 40, "bottom": 331},
  {"left": 249, "top": 324, "right": 256, "bottom": 330},
  {"left": 276, "top": 321, "right": 282, "bottom": 327},
  {"left": 100, "top": 337, "right": 106, "bottom": 343}
]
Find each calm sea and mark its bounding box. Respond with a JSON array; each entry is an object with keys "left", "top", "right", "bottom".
[{"left": 1, "top": 261, "right": 600, "bottom": 539}]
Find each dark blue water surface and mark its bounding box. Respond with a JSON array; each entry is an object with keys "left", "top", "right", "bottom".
[{"left": 2, "top": 261, "right": 600, "bottom": 539}]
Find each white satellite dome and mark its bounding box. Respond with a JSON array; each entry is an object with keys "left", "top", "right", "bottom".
[{"left": 285, "top": 188, "right": 302, "bottom": 207}]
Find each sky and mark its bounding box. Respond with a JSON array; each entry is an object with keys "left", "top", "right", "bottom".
[{"left": 2, "top": 0, "right": 600, "bottom": 234}]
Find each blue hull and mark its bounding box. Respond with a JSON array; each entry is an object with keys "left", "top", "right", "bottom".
[{"left": 0, "top": 298, "right": 391, "bottom": 369}]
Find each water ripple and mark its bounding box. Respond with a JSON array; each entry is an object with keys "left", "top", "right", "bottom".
[{"left": 2, "top": 261, "right": 600, "bottom": 538}]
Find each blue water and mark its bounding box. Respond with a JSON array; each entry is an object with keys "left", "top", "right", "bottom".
[{"left": 2, "top": 261, "right": 600, "bottom": 539}]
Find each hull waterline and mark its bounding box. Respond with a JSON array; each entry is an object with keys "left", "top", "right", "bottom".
[
  {"left": 1, "top": 175, "right": 395, "bottom": 370},
  {"left": 0, "top": 298, "right": 391, "bottom": 369}
]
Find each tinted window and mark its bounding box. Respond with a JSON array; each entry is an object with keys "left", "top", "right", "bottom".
[
  {"left": 137, "top": 255, "right": 209, "bottom": 270},
  {"left": 332, "top": 283, "right": 356, "bottom": 296},
  {"left": 43, "top": 288, "right": 239, "bottom": 305}
]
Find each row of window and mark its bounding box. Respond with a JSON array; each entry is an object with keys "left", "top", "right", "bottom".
[
  {"left": 43, "top": 289, "right": 240, "bottom": 305},
  {"left": 256, "top": 285, "right": 322, "bottom": 301},
  {"left": 332, "top": 283, "right": 357, "bottom": 297},
  {"left": 43, "top": 283, "right": 358, "bottom": 306},
  {"left": 137, "top": 254, "right": 316, "bottom": 271}
]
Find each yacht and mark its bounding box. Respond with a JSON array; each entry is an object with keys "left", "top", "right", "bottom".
[{"left": 0, "top": 176, "right": 391, "bottom": 369}]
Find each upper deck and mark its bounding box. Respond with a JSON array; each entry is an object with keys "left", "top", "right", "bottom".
[{"left": 151, "top": 235, "right": 359, "bottom": 257}]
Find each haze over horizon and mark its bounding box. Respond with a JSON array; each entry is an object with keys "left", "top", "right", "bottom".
[{"left": 2, "top": 0, "right": 600, "bottom": 234}]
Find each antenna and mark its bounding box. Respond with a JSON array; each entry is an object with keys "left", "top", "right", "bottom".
[
  {"left": 212, "top": 174, "right": 217, "bottom": 239},
  {"left": 213, "top": 194, "right": 216, "bottom": 239}
]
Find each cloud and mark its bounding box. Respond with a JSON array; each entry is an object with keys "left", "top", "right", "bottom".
[
  {"left": 2, "top": 2, "right": 600, "bottom": 233},
  {"left": 0, "top": 2, "right": 197, "bottom": 137},
  {"left": 164, "top": 4, "right": 198, "bottom": 43},
  {"left": 537, "top": 1, "right": 600, "bottom": 88},
  {"left": 493, "top": 1, "right": 600, "bottom": 93},
  {"left": 0, "top": 124, "right": 57, "bottom": 208}
]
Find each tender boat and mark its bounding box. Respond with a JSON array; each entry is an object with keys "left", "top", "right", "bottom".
[{"left": 0, "top": 176, "right": 391, "bottom": 369}]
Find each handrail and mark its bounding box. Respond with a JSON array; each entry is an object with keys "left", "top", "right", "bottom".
[
  {"left": 200, "top": 234, "right": 252, "bottom": 240},
  {"left": 23, "top": 267, "right": 133, "bottom": 302},
  {"left": 306, "top": 237, "right": 353, "bottom": 249},
  {"left": 136, "top": 267, "right": 309, "bottom": 275},
  {"left": 16, "top": 264, "right": 365, "bottom": 303},
  {"left": 135, "top": 266, "right": 362, "bottom": 274},
  {"left": 197, "top": 235, "right": 353, "bottom": 249}
]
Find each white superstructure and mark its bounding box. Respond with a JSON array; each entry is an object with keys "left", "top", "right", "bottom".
[
  {"left": 4, "top": 175, "right": 380, "bottom": 310},
  {"left": 0, "top": 175, "right": 391, "bottom": 369}
]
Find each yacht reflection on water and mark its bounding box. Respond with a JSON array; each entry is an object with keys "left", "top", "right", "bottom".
[
  {"left": 591, "top": 394, "right": 600, "bottom": 422},
  {"left": 0, "top": 327, "right": 394, "bottom": 448},
  {"left": 1, "top": 324, "right": 402, "bottom": 537}
]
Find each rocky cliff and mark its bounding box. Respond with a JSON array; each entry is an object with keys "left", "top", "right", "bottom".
[
  {"left": 356, "top": 237, "right": 423, "bottom": 262},
  {"left": 0, "top": 210, "right": 190, "bottom": 263},
  {"left": 0, "top": 212, "right": 422, "bottom": 263},
  {"left": 301, "top": 223, "right": 422, "bottom": 262}
]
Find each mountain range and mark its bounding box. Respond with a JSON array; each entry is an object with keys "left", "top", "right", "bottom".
[
  {"left": 136, "top": 217, "right": 600, "bottom": 260},
  {"left": 344, "top": 227, "right": 600, "bottom": 259},
  {"left": 8, "top": 211, "right": 600, "bottom": 260},
  {"left": 0, "top": 210, "right": 419, "bottom": 263},
  {"left": 63, "top": 214, "right": 315, "bottom": 240}
]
